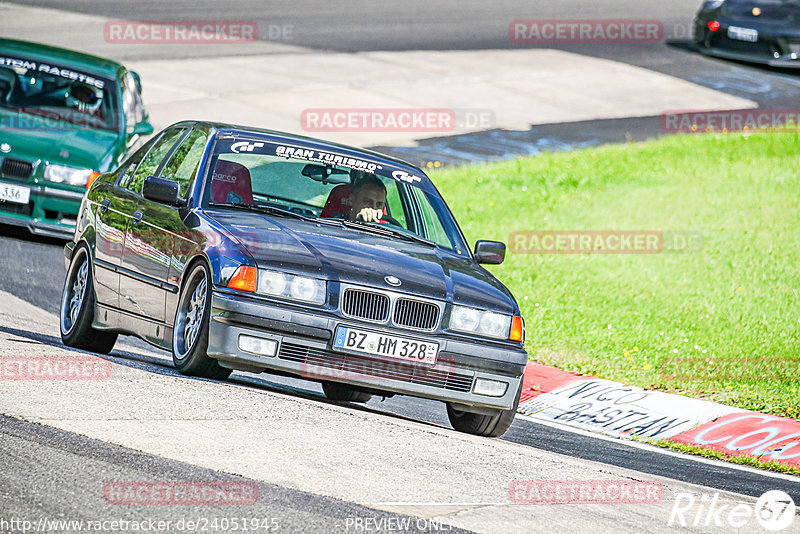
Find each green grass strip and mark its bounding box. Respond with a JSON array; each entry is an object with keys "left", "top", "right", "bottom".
[{"left": 431, "top": 131, "right": 800, "bottom": 419}]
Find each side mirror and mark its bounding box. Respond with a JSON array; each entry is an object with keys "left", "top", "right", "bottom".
[
  {"left": 474, "top": 240, "right": 505, "bottom": 265},
  {"left": 142, "top": 176, "right": 185, "bottom": 206},
  {"left": 130, "top": 121, "right": 154, "bottom": 136}
]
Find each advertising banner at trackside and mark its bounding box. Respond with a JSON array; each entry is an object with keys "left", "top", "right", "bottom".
[
  {"left": 517, "top": 363, "right": 739, "bottom": 440},
  {"left": 670, "top": 413, "right": 800, "bottom": 467},
  {"left": 517, "top": 362, "right": 800, "bottom": 468}
]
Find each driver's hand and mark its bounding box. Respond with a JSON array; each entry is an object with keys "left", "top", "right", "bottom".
[{"left": 356, "top": 207, "right": 383, "bottom": 223}]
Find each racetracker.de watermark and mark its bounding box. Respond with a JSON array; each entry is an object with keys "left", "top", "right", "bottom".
[
  {"left": 509, "top": 480, "right": 664, "bottom": 504},
  {"left": 509, "top": 230, "right": 703, "bottom": 254},
  {"left": 104, "top": 481, "right": 259, "bottom": 506},
  {"left": 658, "top": 355, "right": 796, "bottom": 382},
  {"left": 509, "top": 19, "right": 663, "bottom": 43},
  {"left": 299, "top": 358, "right": 457, "bottom": 387},
  {"left": 0, "top": 356, "right": 111, "bottom": 380},
  {"left": 103, "top": 20, "right": 293, "bottom": 44},
  {"left": 0, "top": 112, "right": 105, "bottom": 132},
  {"left": 300, "top": 108, "right": 495, "bottom": 133},
  {"left": 0, "top": 516, "right": 279, "bottom": 532},
  {"left": 661, "top": 109, "right": 800, "bottom": 133}
]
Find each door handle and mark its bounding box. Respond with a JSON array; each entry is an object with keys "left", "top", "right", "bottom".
[
  {"left": 100, "top": 199, "right": 110, "bottom": 213},
  {"left": 133, "top": 210, "right": 144, "bottom": 224}
]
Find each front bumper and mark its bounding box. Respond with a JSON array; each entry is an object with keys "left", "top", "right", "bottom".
[
  {"left": 696, "top": 46, "right": 800, "bottom": 68},
  {"left": 694, "top": 17, "right": 800, "bottom": 69},
  {"left": 0, "top": 180, "right": 83, "bottom": 238},
  {"left": 207, "top": 291, "right": 527, "bottom": 411}
]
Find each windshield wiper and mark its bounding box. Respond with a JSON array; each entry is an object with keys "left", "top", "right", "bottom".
[
  {"left": 208, "top": 202, "right": 314, "bottom": 221},
  {"left": 208, "top": 203, "right": 436, "bottom": 246},
  {"left": 339, "top": 219, "right": 437, "bottom": 247},
  {"left": 208, "top": 203, "right": 350, "bottom": 229}
]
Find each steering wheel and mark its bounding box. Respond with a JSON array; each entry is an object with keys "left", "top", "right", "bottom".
[{"left": 355, "top": 213, "right": 402, "bottom": 226}]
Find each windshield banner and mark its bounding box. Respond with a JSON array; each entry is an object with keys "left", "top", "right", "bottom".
[{"left": 0, "top": 56, "right": 108, "bottom": 89}]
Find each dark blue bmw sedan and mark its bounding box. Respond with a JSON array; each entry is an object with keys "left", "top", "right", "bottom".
[{"left": 60, "top": 121, "right": 527, "bottom": 437}]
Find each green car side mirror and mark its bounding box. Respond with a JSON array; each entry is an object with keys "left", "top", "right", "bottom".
[{"left": 130, "top": 121, "right": 154, "bottom": 136}]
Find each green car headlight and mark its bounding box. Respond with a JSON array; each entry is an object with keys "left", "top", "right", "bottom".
[{"left": 44, "top": 164, "right": 96, "bottom": 187}]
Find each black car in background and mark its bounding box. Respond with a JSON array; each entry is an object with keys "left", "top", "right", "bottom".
[
  {"left": 694, "top": 0, "right": 800, "bottom": 68},
  {"left": 60, "top": 121, "right": 527, "bottom": 437}
]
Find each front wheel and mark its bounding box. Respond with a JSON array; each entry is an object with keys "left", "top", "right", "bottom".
[
  {"left": 172, "top": 262, "right": 231, "bottom": 380},
  {"left": 60, "top": 246, "right": 117, "bottom": 353},
  {"left": 446, "top": 385, "right": 521, "bottom": 437}
]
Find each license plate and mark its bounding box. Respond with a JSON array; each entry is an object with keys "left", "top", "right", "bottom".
[
  {"left": 0, "top": 182, "right": 30, "bottom": 204},
  {"left": 333, "top": 326, "right": 439, "bottom": 365},
  {"left": 728, "top": 26, "right": 758, "bottom": 42}
]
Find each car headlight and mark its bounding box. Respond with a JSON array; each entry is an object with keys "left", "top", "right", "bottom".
[
  {"left": 258, "top": 270, "right": 287, "bottom": 295},
  {"left": 703, "top": 0, "right": 725, "bottom": 10},
  {"left": 44, "top": 164, "right": 96, "bottom": 187},
  {"left": 449, "top": 305, "right": 512, "bottom": 339},
  {"left": 257, "top": 268, "right": 326, "bottom": 305}
]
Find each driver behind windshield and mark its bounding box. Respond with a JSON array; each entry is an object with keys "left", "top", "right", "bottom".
[
  {"left": 66, "top": 82, "right": 103, "bottom": 113},
  {"left": 348, "top": 175, "right": 387, "bottom": 222}
]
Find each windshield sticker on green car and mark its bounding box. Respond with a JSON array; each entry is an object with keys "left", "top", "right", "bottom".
[{"left": 0, "top": 55, "right": 107, "bottom": 88}]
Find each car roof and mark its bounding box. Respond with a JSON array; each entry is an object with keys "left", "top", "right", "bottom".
[
  {"left": 0, "top": 38, "right": 123, "bottom": 79},
  {"left": 174, "top": 120, "right": 428, "bottom": 176}
]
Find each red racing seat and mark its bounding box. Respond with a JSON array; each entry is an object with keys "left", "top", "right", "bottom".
[
  {"left": 321, "top": 184, "right": 353, "bottom": 218},
  {"left": 211, "top": 160, "right": 254, "bottom": 205}
]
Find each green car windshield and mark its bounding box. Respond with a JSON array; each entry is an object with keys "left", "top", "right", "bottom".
[
  {"left": 205, "top": 137, "right": 470, "bottom": 256},
  {"left": 0, "top": 55, "right": 119, "bottom": 132}
]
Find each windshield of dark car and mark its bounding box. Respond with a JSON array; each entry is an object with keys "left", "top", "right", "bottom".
[
  {"left": 0, "top": 54, "right": 119, "bottom": 132},
  {"left": 204, "top": 137, "right": 470, "bottom": 255}
]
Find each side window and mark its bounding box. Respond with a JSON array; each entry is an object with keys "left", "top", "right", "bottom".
[
  {"left": 384, "top": 182, "right": 407, "bottom": 228},
  {"left": 117, "top": 146, "right": 148, "bottom": 189},
  {"left": 160, "top": 129, "right": 208, "bottom": 198},
  {"left": 126, "top": 128, "right": 184, "bottom": 194},
  {"left": 411, "top": 187, "right": 453, "bottom": 249}
]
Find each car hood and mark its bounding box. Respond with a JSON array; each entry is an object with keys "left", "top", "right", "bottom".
[
  {"left": 207, "top": 210, "right": 518, "bottom": 314},
  {"left": 0, "top": 110, "right": 120, "bottom": 171}
]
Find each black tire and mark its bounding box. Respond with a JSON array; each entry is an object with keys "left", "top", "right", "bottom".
[
  {"left": 322, "top": 381, "right": 373, "bottom": 403},
  {"left": 172, "top": 262, "right": 232, "bottom": 380},
  {"left": 446, "top": 384, "right": 522, "bottom": 438},
  {"left": 60, "top": 245, "right": 118, "bottom": 354}
]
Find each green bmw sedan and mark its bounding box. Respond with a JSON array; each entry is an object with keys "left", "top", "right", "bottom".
[{"left": 0, "top": 38, "right": 154, "bottom": 238}]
